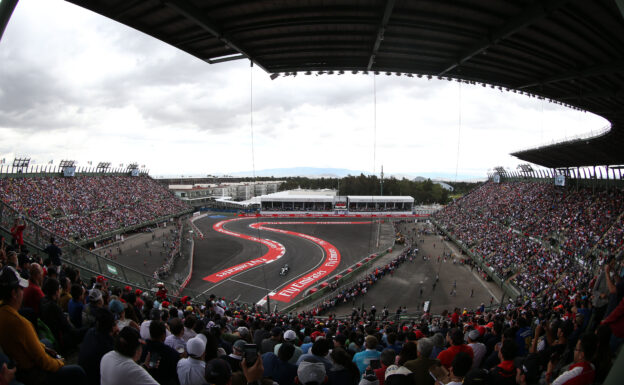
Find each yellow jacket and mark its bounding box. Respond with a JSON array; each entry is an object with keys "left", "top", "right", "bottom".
[{"left": 0, "top": 303, "right": 64, "bottom": 371}]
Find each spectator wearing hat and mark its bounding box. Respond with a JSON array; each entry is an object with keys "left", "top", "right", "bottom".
[
  {"left": 384, "top": 365, "right": 413, "bottom": 385},
  {"left": 436, "top": 329, "right": 474, "bottom": 369},
  {"left": 273, "top": 329, "right": 302, "bottom": 364},
  {"left": 261, "top": 327, "right": 282, "bottom": 354},
  {"left": 297, "top": 359, "right": 327, "bottom": 385},
  {"left": 22, "top": 263, "right": 44, "bottom": 314},
  {"left": 110, "top": 298, "right": 140, "bottom": 331},
  {"left": 404, "top": 338, "right": 439, "bottom": 385},
  {"left": 548, "top": 333, "right": 596, "bottom": 385},
  {"left": 0, "top": 266, "right": 86, "bottom": 385},
  {"left": 143, "top": 320, "right": 181, "bottom": 385},
  {"left": 78, "top": 308, "right": 116, "bottom": 385},
  {"left": 466, "top": 329, "right": 486, "bottom": 369},
  {"left": 262, "top": 341, "right": 298, "bottom": 385},
  {"left": 353, "top": 335, "right": 382, "bottom": 375},
  {"left": 85, "top": 288, "right": 105, "bottom": 329},
  {"left": 100, "top": 326, "right": 158, "bottom": 385},
  {"left": 177, "top": 334, "right": 208, "bottom": 385},
  {"left": 224, "top": 339, "right": 246, "bottom": 373}
]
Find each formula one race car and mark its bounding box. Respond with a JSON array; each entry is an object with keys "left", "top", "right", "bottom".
[{"left": 280, "top": 264, "right": 290, "bottom": 276}]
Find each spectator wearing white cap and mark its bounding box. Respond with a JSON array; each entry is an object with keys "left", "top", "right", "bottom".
[
  {"left": 466, "top": 329, "right": 486, "bottom": 369},
  {"left": 273, "top": 329, "right": 302, "bottom": 364},
  {"left": 297, "top": 359, "right": 327, "bottom": 385},
  {"left": 177, "top": 334, "right": 208, "bottom": 385}
]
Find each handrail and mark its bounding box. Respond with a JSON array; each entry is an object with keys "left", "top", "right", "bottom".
[{"left": 0, "top": 199, "right": 211, "bottom": 303}]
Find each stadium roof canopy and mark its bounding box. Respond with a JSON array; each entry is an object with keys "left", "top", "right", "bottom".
[{"left": 66, "top": 0, "right": 624, "bottom": 168}]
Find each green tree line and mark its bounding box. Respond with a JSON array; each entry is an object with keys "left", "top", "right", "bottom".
[{"left": 275, "top": 174, "right": 473, "bottom": 204}]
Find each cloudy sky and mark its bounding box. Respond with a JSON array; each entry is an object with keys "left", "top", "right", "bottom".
[{"left": 0, "top": 0, "right": 610, "bottom": 179}]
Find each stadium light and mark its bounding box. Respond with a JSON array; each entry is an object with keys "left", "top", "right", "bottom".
[
  {"left": 12, "top": 157, "right": 30, "bottom": 169},
  {"left": 96, "top": 162, "right": 111, "bottom": 172},
  {"left": 58, "top": 160, "right": 76, "bottom": 169}
]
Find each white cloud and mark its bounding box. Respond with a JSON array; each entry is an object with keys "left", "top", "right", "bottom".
[{"left": 0, "top": 0, "right": 610, "bottom": 178}]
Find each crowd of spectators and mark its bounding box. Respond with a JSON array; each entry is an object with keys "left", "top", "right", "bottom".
[
  {"left": 309, "top": 247, "right": 414, "bottom": 317},
  {"left": 1, "top": 233, "right": 622, "bottom": 385},
  {"left": 435, "top": 182, "right": 624, "bottom": 299},
  {"left": 0, "top": 175, "right": 190, "bottom": 242}
]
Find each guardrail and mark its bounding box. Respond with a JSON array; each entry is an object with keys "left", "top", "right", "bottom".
[
  {"left": 0, "top": 199, "right": 210, "bottom": 303},
  {"left": 281, "top": 242, "right": 396, "bottom": 313}
]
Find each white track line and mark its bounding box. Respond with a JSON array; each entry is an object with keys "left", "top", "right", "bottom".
[{"left": 198, "top": 220, "right": 325, "bottom": 299}]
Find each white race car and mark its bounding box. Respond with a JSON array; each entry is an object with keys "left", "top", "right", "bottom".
[{"left": 280, "top": 264, "right": 290, "bottom": 276}]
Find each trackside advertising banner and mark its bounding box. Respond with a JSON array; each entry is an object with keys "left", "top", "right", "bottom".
[
  {"left": 202, "top": 219, "right": 286, "bottom": 282},
  {"left": 204, "top": 219, "right": 371, "bottom": 302}
]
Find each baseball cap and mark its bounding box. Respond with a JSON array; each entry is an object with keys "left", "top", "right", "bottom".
[
  {"left": 109, "top": 299, "right": 124, "bottom": 314},
  {"left": 297, "top": 360, "right": 326, "bottom": 385},
  {"left": 89, "top": 288, "right": 103, "bottom": 302},
  {"left": 96, "top": 275, "right": 107, "bottom": 283},
  {"left": 233, "top": 339, "right": 246, "bottom": 352},
  {"left": 385, "top": 365, "right": 412, "bottom": 380},
  {"left": 236, "top": 326, "right": 250, "bottom": 337},
  {"left": 284, "top": 330, "right": 297, "bottom": 341},
  {"left": 468, "top": 329, "right": 480, "bottom": 341},
  {"left": 187, "top": 335, "right": 206, "bottom": 358},
  {"left": 0, "top": 266, "right": 29, "bottom": 289},
  {"left": 413, "top": 330, "right": 425, "bottom": 340},
  {"left": 205, "top": 358, "right": 232, "bottom": 385},
  {"left": 271, "top": 327, "right": 283, "bottom": 336}
]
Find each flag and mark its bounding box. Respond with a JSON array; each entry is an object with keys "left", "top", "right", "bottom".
[
  {"left": 48, "top": 160, "right": 53, "bottom": 164},
  {"left": 119, "top": 163, "right": 124, "bottom": 167},
  {"left": 87, "top": 161, "right": 92, "bottom": 165}
]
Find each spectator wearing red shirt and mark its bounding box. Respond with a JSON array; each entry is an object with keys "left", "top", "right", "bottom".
[
  {"left": 10, "top": 218, "right": 26, "bottom": 251},
  {"left": 451, "top": 308, "right": 460, "bottom": 326},
  {"left": 437, "top": 329, "right": 474, "bottom": 369},
  {"left": 22, "top": 263, "right": 44, "bottom": 315}
]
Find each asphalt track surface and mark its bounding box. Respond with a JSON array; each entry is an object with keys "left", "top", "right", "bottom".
[
  {"left": 317, "top": 221, "right": 504, "bottom": 316},
  {"left": 186, "top": 216, "right": 394, "bottom": 310}
]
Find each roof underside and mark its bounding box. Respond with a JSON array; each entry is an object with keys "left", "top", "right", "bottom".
[{"left": 66, "top": 0, "right": 624, "bottom": 168}]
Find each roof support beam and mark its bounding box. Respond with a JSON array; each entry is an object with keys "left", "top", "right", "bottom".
[
  {"left": 367, "top": 0, "right": 396, "bottom": 70},
  {"left": 162, "top": 0, "right": 269, "bottom": 72},
  {"left": 0, "top": 0, "right": 19, "bottom": 43},
  {"left": 438, "top": 0, "right": 570, "bottom": 76},
  {"left": 517, "top": 60, "right": 624, "bottom": 89}
]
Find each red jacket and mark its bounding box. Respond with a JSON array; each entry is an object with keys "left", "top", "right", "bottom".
[
  {"left": 437, "top": 344, "right": 474, "bottom": 368},
  {"left": 552, "top": 361, "right": 595, "bottom": 385},
  {"left": 601, "top": 296, "right": 624, "bottom": 338}
]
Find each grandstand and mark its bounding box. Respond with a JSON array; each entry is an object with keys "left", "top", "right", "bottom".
[{"left": 0, "top": 1, "right": 623, "bottom": 385}]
